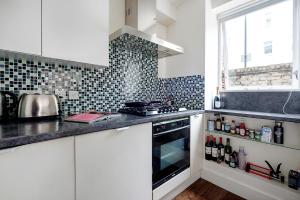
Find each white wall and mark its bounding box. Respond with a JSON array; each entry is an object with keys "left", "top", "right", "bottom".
[
  {"left": 109, "top": 0, "right": 125, "bottom": 34},
  {"left": 156, "top": 0, "right": 177, "bottom": 25},
  {"left": 205, "top": 0, "right": 219, "bottom": 110},
  {"left": 159, "top": 0, "right": 205, "bottom": 78}
]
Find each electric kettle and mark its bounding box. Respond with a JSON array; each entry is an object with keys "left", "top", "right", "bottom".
[{"left": 0, "top": 91, "right": 18, "bottom": 121}]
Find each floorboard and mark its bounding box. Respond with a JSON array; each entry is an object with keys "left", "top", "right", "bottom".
[{"left": 174, "top": 179, "right": 245, "bottom": 200}]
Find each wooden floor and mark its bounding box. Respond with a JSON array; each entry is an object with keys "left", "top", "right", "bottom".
[{"left": 174, "top": 179, "right": 245, "bottom": 200}]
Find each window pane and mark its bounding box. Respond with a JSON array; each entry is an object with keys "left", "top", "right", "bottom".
[
  {"left": 247, "top": 0, "right": 293, "bottom": 67},
  {"left": 224, "top": 16, "right": 245, "bottom": 70},
  {"left": 222, "top": 0, "right": 294, "bottom": 90}
]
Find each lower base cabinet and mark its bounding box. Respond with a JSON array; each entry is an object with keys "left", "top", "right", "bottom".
[
  {"left": 0, "top": 137, "right": 75, "bottom": 200},
  {"left": 75, "top": 123, "right": 152, "bottom": 200}
]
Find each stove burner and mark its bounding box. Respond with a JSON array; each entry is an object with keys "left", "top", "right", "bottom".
[{"left": 118, "top": 101, "right": 186, "bottom": 116}]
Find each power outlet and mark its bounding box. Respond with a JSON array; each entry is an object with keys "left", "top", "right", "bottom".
[
  {"left": 68, "top": 91, "right": 79, "bottom": 100},
  {"left": 55, "top": 89, "right": 67, "bottom": 99}
]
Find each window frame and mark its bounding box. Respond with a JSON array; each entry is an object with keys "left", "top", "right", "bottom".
[{"left": 217, "top": 0, "right": 300, "bottom": 92}]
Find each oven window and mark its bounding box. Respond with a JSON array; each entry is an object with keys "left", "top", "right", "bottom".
[
  {"left": 160, "top": 138, "right": 185, "bottom": 170},
  {"left": 152, "top": 125, "right": 190, "bottom": 188}
]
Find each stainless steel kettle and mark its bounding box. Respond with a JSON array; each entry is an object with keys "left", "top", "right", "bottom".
[{"left": 0, "top": 91, "right": 18, "bottom": 121}]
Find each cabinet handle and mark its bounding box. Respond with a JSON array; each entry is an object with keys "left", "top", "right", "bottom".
[
  {"left": 0, "top": 147, "right": 17, "bottom": 155},
  {"left": 115, "top": 127, "right": 130, "bottom": 132}
]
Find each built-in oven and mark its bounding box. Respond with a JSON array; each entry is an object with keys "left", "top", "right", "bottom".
[{"left": 152, "top": 117, "right": 190, "bottom": 189}]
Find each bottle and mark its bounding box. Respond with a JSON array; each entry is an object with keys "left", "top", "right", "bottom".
[
  {"left": 238, "top": 146, "right": 247, "bottom": 170},
  {"left": 224, "top": 138, "right": 232, "bottom": 164},
  {"left": 224, "top": 121, "right": 231, "bottom": 133},
  {"left": 214, "top": 87, "right": 221, "bottom": 109},
  {"left": 212, "top": 137, "right": 218, "bottom": 162},
  {"left": 218, "top": 137, "right": 225, "bottom": 162},
  {"left": 221, "top": 117, "right": 225, "bottom": 132},
  {"left": 274, "top": 122, "right": 284, "bottom": 144},
  {"left": 205, "top": 136, "right": 212, "bottom": 160},
  {"left": 240, "top": 120, "right": 246, "bottom": 136},
  {"left": 230, "top": 120, "right": 236, "bottom": 134},
  {"left": 215, "top": 115, "right": 222, "bottom": 131}
]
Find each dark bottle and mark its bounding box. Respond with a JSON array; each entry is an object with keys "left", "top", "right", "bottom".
[
  {"left": 224, "top": 138, "right": 232, "bottom": 164},
  {"left": 205, "top": 136, "right": 212, "bottom": 160},
  {"left": 274, "top": 122, "right": 284, "bottom": 144},
  {"left": 215, "top": 115, "right": 222, "bottom": 131},
  {"left": 214, "top": 87, "right": 221, "bottom": 109},
  {"left": 218, "top": 137, "right": 225, "bottom": 162},
  {"left": 212, "top": 137, "right": 218, "bottom": 162},
  {"left": 221, "top": 117, "right": 225, "bottom": 132}
]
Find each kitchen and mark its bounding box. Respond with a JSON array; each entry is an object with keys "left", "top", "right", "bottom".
[{"left": 0, "top": 0, "right": 299, "bottom": 200}]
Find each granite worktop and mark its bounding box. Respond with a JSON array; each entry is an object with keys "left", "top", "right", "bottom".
[{"left": 0, "top": 110, "right": 204, "bottom": 150}]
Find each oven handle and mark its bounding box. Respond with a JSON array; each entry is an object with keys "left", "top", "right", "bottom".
[{"left": 153, "top": 125, "right": 190, "bottom": 137}]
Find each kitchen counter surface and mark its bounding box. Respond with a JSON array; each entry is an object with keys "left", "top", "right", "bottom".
[{"left": 0, "top": 110, "right": 204, "bottom": 150}]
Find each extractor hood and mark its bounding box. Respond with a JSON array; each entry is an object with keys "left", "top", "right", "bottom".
[
  {"left": 109, "top": 0, "right": 184, "bottom": 58},
  {"left": 109, "top": 26, "right": 184, "bottom": 58}
]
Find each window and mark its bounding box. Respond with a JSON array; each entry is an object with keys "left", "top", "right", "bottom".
[{"left": 219, "top": 0, "right": 299, "bottom": 90}]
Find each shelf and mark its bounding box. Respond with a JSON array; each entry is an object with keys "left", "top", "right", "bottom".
[
  {"left": 203, "top": 160, "right": 300, "bottom": 197},
  {"left": 206, "top": 109, "right": 300, "bottom": 123},
  {"left": 206, "top": 129, "right": 300, "bottom": 151}
]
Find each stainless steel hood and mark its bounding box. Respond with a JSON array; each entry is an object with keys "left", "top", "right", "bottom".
[{"left": 109, "top": 26, "right": 184, "bottom": 58}]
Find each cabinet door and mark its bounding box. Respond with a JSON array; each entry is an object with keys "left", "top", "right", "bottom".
[
  {"left": 0, "top": 0, "right": 41, "bottom": 54},
  {"left": 76, "top": 123, "right": 152, "bottom": 200},
  {"left": 42, "top": 0, "right": 109, "bottom": 66},
  {"left": 190, "top": 114, "right": 204, "bottom": 178},
  {"left": 0, "top": 137, "right": 75, "bottom": 200}
]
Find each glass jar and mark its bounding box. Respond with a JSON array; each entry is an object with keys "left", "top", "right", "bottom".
[{"left": 255, "top": 130, "right": 261, "bottom": 141}]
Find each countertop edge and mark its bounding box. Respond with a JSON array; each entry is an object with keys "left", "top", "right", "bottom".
[{"left": 0, "top": 110, "right": 204, "bottom": 150}]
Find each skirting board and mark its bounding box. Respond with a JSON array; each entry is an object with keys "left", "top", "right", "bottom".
[{"left": 201, "top": 160, "right": 300, "bottom": 200}]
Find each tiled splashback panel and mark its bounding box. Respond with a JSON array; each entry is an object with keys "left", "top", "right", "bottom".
[
  {"left": 221, "top": 91, "right": 300, "bottom": 114},
  {"left": 162, "top": 76, "right": 205, "bottom": 110},
  {"left": 0, "top": 34, "right": 205, "bottom": 116}
]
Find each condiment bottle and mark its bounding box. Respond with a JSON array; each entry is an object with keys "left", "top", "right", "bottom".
[
  {"left": 240, "top": 120, "right": 246, "bottom": 136},
  {"left": 215, "top": 115, "right": 222, "bottom": 131},
  {"left": 231, "top": 120, "right": 236, "bottom": 134}
]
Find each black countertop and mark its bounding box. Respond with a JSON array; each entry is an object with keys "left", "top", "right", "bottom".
[{"left": 0, "top": 110, "right": 204, "bottom": 150}]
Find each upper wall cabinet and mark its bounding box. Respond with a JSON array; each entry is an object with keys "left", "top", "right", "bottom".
[
  {"left": 42, "top": 0, "right": 109, "bottom": 66},
  {"left": 0, "top": 0, "right": 41, "bottom": 55}
]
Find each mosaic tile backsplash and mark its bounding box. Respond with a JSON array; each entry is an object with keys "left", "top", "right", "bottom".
[{"left": 0, "top": 34, "right": 204, "bottom": 116}]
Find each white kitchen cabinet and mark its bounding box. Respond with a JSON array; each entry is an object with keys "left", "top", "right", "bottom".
[
  {"left": 190, "top": 114, "right": 204, "bottom": 178},
  {"left": 0, "top": 0, "right": 41, "bottom": 54},
  {"left": 42, "top": 0, "right": 109, "bottom": 66},
  {"left": 0, "top": 137, "right": 75, "bottom": 200},
  {"left": 75, "top": 123, "right": 152, "bottom": 200}
]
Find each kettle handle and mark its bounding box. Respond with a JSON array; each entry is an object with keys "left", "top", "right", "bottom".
[{"left": 3, "top": 91, "right": 18, "bottom": 113}]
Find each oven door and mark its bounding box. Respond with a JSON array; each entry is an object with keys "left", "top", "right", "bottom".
[{"left": 152, "top": 126, "right": 190, "bottom": 189}]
